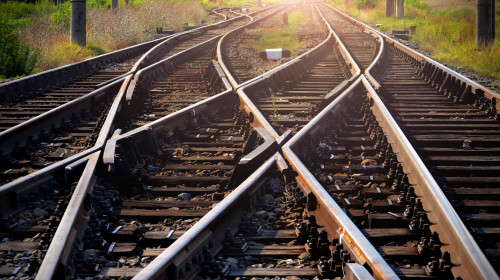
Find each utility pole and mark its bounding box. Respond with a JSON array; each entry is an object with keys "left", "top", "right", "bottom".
[
  {"left": 491, "top": 0, "right": 495, "bottom": 40},
  {"left": 476, "top": 0, "right": 494, "bottom": 47},
  {"left": 396, "top": 0, "right": 404, "bottom": 18},
  {"left": 386, "top": 0, "right": 394, "bottom": 17},
  {"left": 112, "top": 0, "right": 118, "bottom": 12},
  {"left": 70, "top": 0, "right": 86, "bottom": 46}
]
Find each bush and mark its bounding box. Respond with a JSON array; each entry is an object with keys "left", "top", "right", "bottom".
[
  {"left": 50, "top": 1, "right": 71, "bottom": 29},
  {"left": 354, "top": 0, "right": 377, "bottom": 9},
  {"left": 88, "top": 0, "right": 108, "bottom": 8},
  {"left": 0, "top": 18, "right": 38, "bottom": 79},
  {"left": 405, "top": 0, "right": 431, "bottom": 10}
]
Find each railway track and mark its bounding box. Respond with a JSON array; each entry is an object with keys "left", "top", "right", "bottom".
[
  {"left": 136, "top": 4, "right": 284, "bottom": 72},
  {"left": 125, "top": 41, "right": 226, "bottom": 130},
  {"left": 0, "top": 58, "right": 137, "bottom": 133},
  {"left": 0, "top": 5, "right": 266, "bottom": 278},
  {"left": 287, "top": 81, "right": 454, "bottom": 279},
  {"left": 0, "top": 9, "right": 238, "bottom": 143},
  {"left": 123, "top": 4, "right": 285, "bottom": 131},
  {"left": 376, "top": 41, "right": 500, "bottom": 276},
  {"left": 0, "top": 5, "right": 274, "bottom": 187},
  {"left": 72, "top": 105, "right": 263, "bottom": 279},
  {"left": 0, "top": 1, "right": 499, "bottom": 280},
  {"left": 220, "top": 3, "right": 330, "bottom": 86},
  {"left": 130, "top": 152, "right": 391, "bottom": 280},
  {"left": 36, "top": 91, "right": 278, "bottom": 279},
  {"left": 228, "top": 3, "right": 364, "bottom": 142},
  {"left": 0, "top": 151, "right": 98, "bottom": 279},
  {"left": 0, "top": 80, "right": 119, "bottom": 185},
  {"left": 317, "top": 2, "right": 379, "bottom": 72}
]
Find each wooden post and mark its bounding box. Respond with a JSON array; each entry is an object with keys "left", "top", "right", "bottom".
[
  {"left": 476, "top": 0, "right": 494, "bottom": 47},
  {"left": 492, "top": 0, "right": 495, "bottom": 40},
  {"left": 396, "top": 0, "right": 404, "bottom": 18},
  {"left": 112, "top": 0, "right": 118, "bottom": 12},
  {"left": 70, "top": 0, "right": 86, "bottom": 46},
  {"left": 386, "top": 0, "right": 394, "bottom": 17}
]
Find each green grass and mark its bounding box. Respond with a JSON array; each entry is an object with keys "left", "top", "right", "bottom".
[
  {"left": 0, "top": 0, "right": 207, "bottom": 80},
  {"left": 252, "top": 10, "right": 307, "bottom": 51},
  {"left": 328, "top": 0, "right": 500, "bottom": 88},
  {"left": 0, "top": 0, "right": 56, "bottom": 28}
]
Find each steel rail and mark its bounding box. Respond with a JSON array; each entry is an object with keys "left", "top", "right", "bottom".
[
  {"left": 0, "top": 6, "right": 247, "bottom": 187},
  {"left": 313, "top": 1, "right": 361, "bottom": 85},
  {"left": 280, "top": 71, "right": 499, "bottom": 279},
  {"left": 315, "top": 2, "right": 383, "bottom": 90},
  {"left": 217, "top": 2, "right": 361, "bottom": 91},
  {"left": 216, "top": 4, "right": 290, "bottom": 89},
  {"left": 125, "top": 27, "right": 231, "bottom": 102},
  {"left": 324, "top": 3, "right": 500, "bottom": 104},
  {"left": 0, "top": 3, "right": 251, "bottom": 109},
  {"left": 360, "top": 75, "right": 500, "bottom": 280},
  {"left": 35, "top": 151, "right": 101, "bottom": 280},
  {"left": 104, "top": 88, "right": 231, "bottom": 166},
  {"left": 37, "top": 42, "right": 248, "bottom": 278},
  {"left": 130, "top": 152, "right": 283, "bottom": 280},
  {"left": 0, "top": 76, "right": 125, "bottom": 153},
  {"left": 0, "top": 36, "right": 172, "bottom": 105},
  {"left": 2, "top": 5, "right": 274, "bottom": 279},
  {"left": 93, "top": 91, "right": 278, "bottom": 280},
  {"left": 34, "top": 74, "right": 136, "bottom": 279},
  {"left": 0, "top": 145, "right": 100, "bottom": 198},
  {"left": 323, "top": 2, "right": 499, "bottom": 278},
  {"left": 211, "top": 8, "right": 228, "bottom": 21},
  {"left": 227, "top": 2, "right": 364, "bottom": 144},
  {"left": 282, "top": 76, "right": 399, "bottom": 280},
  {"left": 0, "top": 18, "right": 222, "bottom": 147},
  {"left": 124, "top": 4, "right": 278, "bottom": 101},
  {"left": 37, "top": 67, "right": 235, "bottom": 279},
  {"left": 129, "top": 8, "right": 252, "bottom": 75}
]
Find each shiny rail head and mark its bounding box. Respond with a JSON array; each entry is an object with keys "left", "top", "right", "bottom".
[
  {"left": 104, "top": 90, "right": 277, "bottom": 180},
  {"left": 131, "top": 153, "right": 288, "bottom": 280},
  {"left": 57, "top": 94, "right": 279, "bottom": 279},
  {"left": 0, "top": 76, "right": 125, "bottom": 188},
  {"left": 0, "top": 36, "right": 170, "bottom": 106},
  {"left": 234, "top": 34, "right": 355, "bottom": 143},
  {"left": 0, "top": 149, "right": 98, "bottom": 279},
  {"left": 216, "top": 4, "right": 293, "bottom": 89},
  {"left": 313, "top": 1, "right": 361, "bottom": 79},
  {"left": 282, "top": 76, "right": 399, "bottom": 280},
  {"left": 132, "top": 7, "right": 253, "bottom": 74},
  {"left": 284, "top": 75, "right": 499, "bottom": 279},
  {"left": 322, "top": 1, "right": 499, "bottom": 110},
  {"left": 126, "top": 37, "right": 225, "bottom": 103},
  {"left": 0, "top": 77, "right": 125, "bottom": 153},
  {"left": 0, "top": 149, "right": 94, "bottom": 214},
  {"left": 361, "top": 74, "right": 500, "bottom": 280},
  {"left": 36, "top": 151, "right": 102, "bottom": 280},
  {"left": 132, "top": 151, "right": 379, "bottom": 280}
]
